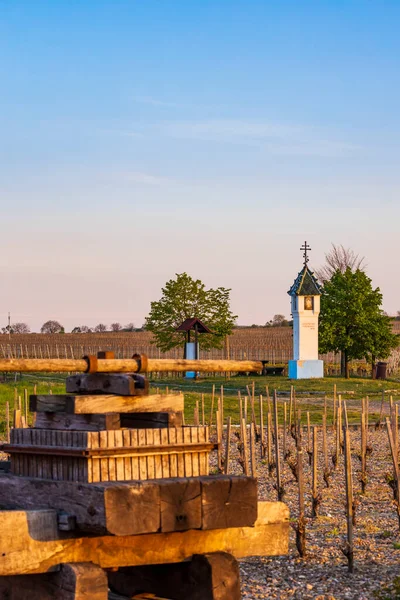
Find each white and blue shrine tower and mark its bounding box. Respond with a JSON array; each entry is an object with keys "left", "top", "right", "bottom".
[{"left": 288, "top": 242, "right": 324, "bottom": 379}]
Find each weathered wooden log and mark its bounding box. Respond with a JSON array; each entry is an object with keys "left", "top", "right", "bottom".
[
  {"left": 0, "top": 562, "right": 108, "bottom": 600},
  {"left": 0, "top": 358, "right": 263, "bottom": 373},
  {"left": 29, "top": 393, "right": 184, "bottom": 415},
  {"left": 0, "top": 474, "right": 257, "bottom": 536},
  {"left": 0, "top": 501, "right": 289, "bottom": 576},
  {"left": 108, "top": 552, "right": 241, "bottom": 600},
  {"left": 66, "top": 373, "right": 148, "bottom": 396}
]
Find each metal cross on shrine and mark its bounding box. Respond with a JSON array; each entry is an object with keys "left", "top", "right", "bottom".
[{"left": 300, "top": 241, "right": 311, "bottom": 265}]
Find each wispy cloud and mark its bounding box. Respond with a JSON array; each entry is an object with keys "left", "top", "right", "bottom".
[
  {"left": 114, "top": 118, "right": 362, "bottom": 158},
  {"left": 115, "top": 171, "right": 169, "bottom": 186}
]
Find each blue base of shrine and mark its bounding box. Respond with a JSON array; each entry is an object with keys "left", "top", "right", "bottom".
[{"left": 288, "top": 360, "right": 324, "bottom": 379}]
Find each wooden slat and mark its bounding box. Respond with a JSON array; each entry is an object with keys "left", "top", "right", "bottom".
[
  {"left": 34, "top": 412, "right": 121, "bottom": 431},
  {"left": 123, "top": 430, "right": 132, "bottom": 481},
  {"left": 114, "top": 430, "right": 125, "bottom": 481},
  {"left": 130, "top": 430, "right": 139, "bottom": 480},
  {"left": 168, "top": 428, "right": 178, "bottom": 478}
]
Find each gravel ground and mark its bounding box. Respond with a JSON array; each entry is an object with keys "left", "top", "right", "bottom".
[{"left": 220, "top": 421, "right": 400, "bottom": 600}]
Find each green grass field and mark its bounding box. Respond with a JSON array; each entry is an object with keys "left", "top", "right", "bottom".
[{"left": 0, "top": 374, "right": 399, "bottom": 438}]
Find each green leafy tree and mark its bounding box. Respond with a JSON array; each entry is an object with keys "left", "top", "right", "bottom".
[
  {"left": 145, "top": 273, "right": 237, "bottom": 352},
  {"left": 319, "top": 268, "right": 398, "bottom": 378}
]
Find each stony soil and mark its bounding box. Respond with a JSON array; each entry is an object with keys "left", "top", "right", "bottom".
[{"left": 227, "top": 423, "right": 400, "bottom": 600}]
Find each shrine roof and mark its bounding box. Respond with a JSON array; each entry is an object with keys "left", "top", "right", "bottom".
[
  {"left": 288, "top": 265, "right": 322, "bottom": 296},
  {"left": 175, "top": 318, "right": 212, "bottom": 333}
]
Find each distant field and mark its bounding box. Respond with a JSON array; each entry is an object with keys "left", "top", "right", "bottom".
[
  {"left": 0, "top": 327, "right": 329, "bottom": 363},
  {"left": 0, "top": 323, "right": 399, "bottom": 374}
]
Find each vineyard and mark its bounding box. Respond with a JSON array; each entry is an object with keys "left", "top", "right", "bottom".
[{"left": 1, "top": 325, "right": 400, "bottom": 376}]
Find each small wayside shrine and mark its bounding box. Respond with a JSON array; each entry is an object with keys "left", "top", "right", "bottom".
[
  {"left": 176, "top": 317, "right": 212, "bottom": 378},
  {"left": 288, "top": 242, "right": 324, "bottom": 379}
]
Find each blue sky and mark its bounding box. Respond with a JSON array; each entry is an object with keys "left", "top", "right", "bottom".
[{"left": 1, "top": 1, "right": 400, "bottom": 330}]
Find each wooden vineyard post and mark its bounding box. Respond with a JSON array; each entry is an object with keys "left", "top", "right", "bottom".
[
  {"left": 283, "top": 402, "right": 287, "bottom": 459},
  {"left": 6, "top": 401, "right": 10, "bottom": 443},
  {"left": 307, "top": 412, "right": 312, "bottom": 465},
  {"left": 241, "top": 418, "right": 250, "bottom": 476},
  {"left": 224, "top": 417, "right": 231, "bottom": 475},
  {"left": 267, "top": 412, "right": 273, "bottom": 475},
  {"left": 322, "top": 414, "right": 330, "bottom": 487},
  {"left": 259, "top": 395, "right": 265, "bottom": 458},
  {"left": 209, "top": 385, "right": 215, "bottom": 426},
  {"left": 220, "top": 385, "right": 224, "bottom": 427},
  {"left": 289, "top": 385, "right": 293, "bottom": 431},
  {"left": 343, "top": 409, "right": 354, "bottom": 573},
  {"left": 250, "top": 422, "right": 257, "bottom": 477},
  {"left": 273, "top": 391, "right": 283, "bottom": 501},
  {"left": 312, "top": 426, "right": 321, "bottom": 517},
  {"left": 333, "top": 384, "right": 337, "bottom": 428},
  {"left": 295, "top": 418, "right": 306, "bottom": 556},
  {"left": 386, "top": 417, "right": 400, "bottom": 530},
  {"left": 360, "top": 398, "right": 367, "bottom": 494},
  {"left": 216, "top": 410, "right": 222, "bottom": 472},
  {"left": 201, "top": 393, "right": 205, "bottom": 426}
]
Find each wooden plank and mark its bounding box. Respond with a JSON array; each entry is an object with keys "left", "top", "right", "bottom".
[
  {"left": 138, "top": 429, "right": 148, "bottom": 480},
  {"left": 145, "top": 429, "right": 155, "bottom": 479},
  {"left": 114, "top": 429, "right": 125, "bottom": 481},
  {"left": 90, "top": 431, "right": 100, "bottom": 483},
  {"left": 123, "top": 429, "right": 132, "bottom": 481},
  {"left": 99, "top": 430, "right": 109, "bottom": 482},
  {"left": 34, "top": 412, "right": 121, "bottom": 431},
  {"left": 66, "top": 373, "right": 148, "bottom": 396},
  {"left": 201, "top": 476, "right": 258, "bottom": 530},
  {"left": 183, "top": 428, "right": 192, "bottom": 477},
  {"left": 160, "top": 478, "right": 201, "bottom": 532},
  {"left": 130, "top": 430, "right": 139, "bottom": 480},
  {"left": 108, "top": 430, "right": 117, "bottom": 482},
  {"left": 168, "top": 428, "right": 178, "bottom": 477},
  {"left": 0, "top": 562, "right": 108, "bottom": 600},
  {"left": 153, "top": 429, "right": 163, "bottom": 478},
  {"left": 161, "top": 428, "right": 170, "bottom": 478},
  {"left": 0, "top": 501, "right": 289, "bottom": 576},
  {"left": 30, "top": 393, "right": 184, "bottom": 415}
]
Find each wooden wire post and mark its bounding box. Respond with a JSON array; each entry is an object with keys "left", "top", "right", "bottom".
[
  {"left": 216, "top": 409, "right": 222, "bottom": 472},
  {"left": 295, "top": 417, "right": 306, "bottom": 556},
  {"left": 259, "top": 395, "right": 265, "bottom": 458},
  {"left": 386, "top": 417, "right": 400, "bottom": 530},
  {"left": 283, "top": 402, "right": 287, "bottom": 459},
  {"left": 241, "top": 418, "right": 250, "bottom": 476},
  {"left": 250, "top": 422, "right": 257, "bottom": 477},
  {"left": 312, "top": 426, "right": 321, "bottom": 517},
  {"left": 360, "top": 398, "right": 367, "bottom": 494},
  {"left": 273, "top": 391, "right": 283, "bottom": 501},
  {"left": 343, "top": 415, "right": 354, "bottom": 573},
  {"left": 224, "top": 417, "right": 231, "bottom": 475},
  {"left": 5, "top": 401, "right": 10, "bottom": 443},
  {"left": 209, "top": 385, "right": 215, "bottom": 426}
]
